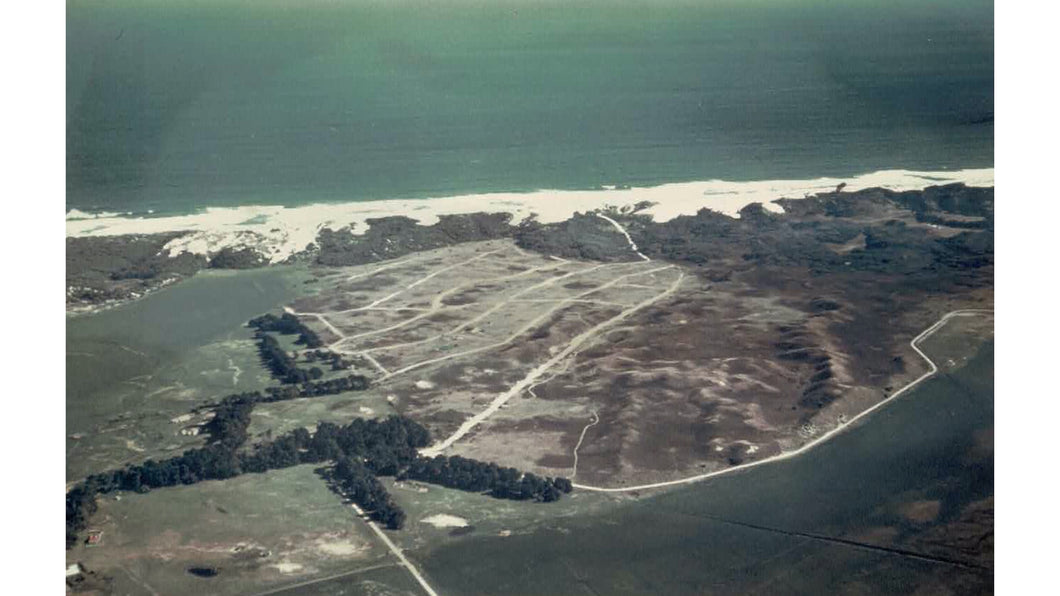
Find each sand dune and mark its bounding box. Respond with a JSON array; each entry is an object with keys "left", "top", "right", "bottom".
[{"left": 66, "top": 168, "right": 994, "bottom": 264}]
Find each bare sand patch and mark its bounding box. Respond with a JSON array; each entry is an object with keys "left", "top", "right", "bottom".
[
  {"left": 315, "top": 539, "right": 365, "bottom": 557},
  {"left": 271, "top": 561, "right": 303, "bottom": 574},
  {"left": 421, "top": 514, "right": 469, "bottom": 528},
  {"left": 66, "top": 169, "right": 993, "bottom": 264}
]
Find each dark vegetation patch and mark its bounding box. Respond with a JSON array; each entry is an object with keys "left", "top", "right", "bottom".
[
  {"left": 66, "top": 232, "right": 206, "bottom": 305},
  {"left": 516, "top": 185, "right": 992, "bottom": 294},
  {"left": 187, "top": 567, "right": 219, "bottom": 578},
  {"left": 304, "top": 349, "right": 355, "bottom": 371},
  {"left": 528, "top": 326, "right": 551, "bottom": 340},
  {"left": 810, "top": 297, "right": 842, "bottom": 312},
  {"left": 208, "top": 247, "right": 268, "bottom": 269},
  {"left": 515, "top": 213, "right": 637, "bottom": 261},
  {"left": 248, "top": 312, "right": 323, "bottom": 348},
  {"left": 563, "top": 281, "right": 599, "bottom": 290},
  {"left": 315, "top": 213, "right": 513, "bottom": 266},
  {"left": 66, "top": 308, "right": 573, "bottom": 548},
  {"left": 247, "top": 312, "right": 328, "bottom": 383},
  {"left": 399, "top": 455, "right": 572, "bottom": 502},
  {"left": 773, "top": 322, "right": 841, "bottom": 420},
  {"left": 67, "top": 233, "right": 272, "bottom": 307}
]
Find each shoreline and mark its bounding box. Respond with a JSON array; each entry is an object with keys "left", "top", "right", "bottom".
[{"left": 67, "top": 168, "right": 994, "bottom": 265}]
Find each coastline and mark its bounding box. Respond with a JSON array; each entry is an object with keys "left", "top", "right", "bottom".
[{"left": 67, "top": 168, "right": 994, "bottom": 265}]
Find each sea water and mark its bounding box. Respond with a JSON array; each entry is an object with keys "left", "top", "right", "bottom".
[{"left": 66, "top": 0, "right": 992, "bottom": 216}]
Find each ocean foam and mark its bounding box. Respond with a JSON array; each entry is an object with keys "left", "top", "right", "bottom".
[
  {"left": 65, "top": 168, "right": 993, "bottom": 264},
  {"left": 66, "top": 208, "right": 123, "bottom": 220}
]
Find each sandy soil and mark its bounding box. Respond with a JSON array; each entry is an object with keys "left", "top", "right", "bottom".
[
  {"left": 67, "top": 169, "right": 993, "bottom": 263},
  {"left": 279, "top": 238, "right": 991, "bottom": 489},
  {"left": 421, "top": 514, "right": 470, "bottom": 529}
]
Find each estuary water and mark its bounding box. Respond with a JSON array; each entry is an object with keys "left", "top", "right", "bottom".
[
  {"left": 414, "top": 341, "right": 994, "bottom": 595},
  {"left": 67, "top": 0, "right": 992, "bottom": 216}
]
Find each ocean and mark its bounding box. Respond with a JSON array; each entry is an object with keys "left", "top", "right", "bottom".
[{"left": 66, "top": 0, "right": 993, "bottom": 217}]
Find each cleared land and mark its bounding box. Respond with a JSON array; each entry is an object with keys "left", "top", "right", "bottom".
[
  {"left": 68, "top": 185, "right": 994, "bottom": 594},
  {"left": 277, "top": 225, "right": 991, "bottom": 490}
]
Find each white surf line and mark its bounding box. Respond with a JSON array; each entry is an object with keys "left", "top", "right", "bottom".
[
  {"left": 570, "top": 409, "right": 600, "bottom": 479},
  {"left": 573, "top": 308, "right": 994, "bottom": 493},
  {"left": 361, "top": 352, "right": 390, "bottom": 375},
  {"left": 420, "top": 270, "right": 684, "bottom": 457},
  {"left": 378, "top": 263, "right": 666, "bottom": 380},
  {"left": 350, "top": 503, "right": 440, "bottom": 596},
  {"left": 595, "top": 213, "right": 651, "bottom": 262}
]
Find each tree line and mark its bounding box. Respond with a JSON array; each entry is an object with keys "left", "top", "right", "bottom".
[
  {"left": 255, "top": 332, "right": 324, "bottom": 384},
  {"left": 66, "top": 411, "right": 427, "bottom": 546},
  {"left": 67, "top": 308, "right": 575, "bottom": 547},
  {"left": 67, "top": 406, "right": 574, "bottom": 545},
  {"left": 248, "top": 312, "right": 324, "bottom": 349},
  {"left": 261, "top": 374, "right": 370, "bottom": 401},
  {"left": 304, "top": 349, "right": 354, "bottom": 371},
  {"left": 327, "top": 456, "right": 406, "bottom": 529},
  {"left": 193, "top": 373, "right": 372, "bottom": 414},
  {"left": 399, "top": 455, "right": 572, "bottom": 502}
]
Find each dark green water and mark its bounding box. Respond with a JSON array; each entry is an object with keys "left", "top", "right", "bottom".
[
  {"left": 67, "top": 0, "right": 992, "bottom": 215},
  {"left": 414, "top": 341, "right": 994, "bottom": 595},
  {"left": 66, "top": 267, "right": 305, "bottom": 431}
]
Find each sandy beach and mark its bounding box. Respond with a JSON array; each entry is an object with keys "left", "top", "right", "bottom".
[{"left": 66, "top": 168, "right": 994, "bottom": 264}]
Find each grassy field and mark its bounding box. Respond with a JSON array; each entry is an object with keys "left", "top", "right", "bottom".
[{"left": 67, "top": 464, "right": 391, "bottom": 595}]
